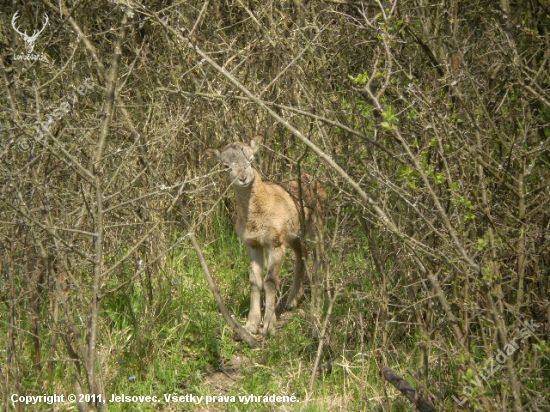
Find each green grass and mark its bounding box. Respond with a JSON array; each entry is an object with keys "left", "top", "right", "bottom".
[
  {"left": 94, "top": 218, "right": 387, "bottom": 411},
  {"left": 0, "top": 215, "right": 400, "bottom": 411},
  {"left": 8, "top": 213, "right": 543, "bottom": 411}
]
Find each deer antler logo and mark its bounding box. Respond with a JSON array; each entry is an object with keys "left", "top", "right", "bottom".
[{"left": 11, "top": 11, "right": 49, "bottom": 54}]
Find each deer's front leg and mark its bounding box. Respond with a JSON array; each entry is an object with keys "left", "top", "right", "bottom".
[
  {"left": 263, "top": 245, "right": 285, "bottom": 336},
  {"left": 245, "top": 245, "right": 264, "bottom": 334}
]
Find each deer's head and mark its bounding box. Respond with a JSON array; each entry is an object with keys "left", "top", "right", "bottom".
[{"left": 206, "top": 139, "right": 261, "bottom": 188}]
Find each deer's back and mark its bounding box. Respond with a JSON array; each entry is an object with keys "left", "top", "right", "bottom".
[{"left": 285, "top": 174, "right": 327, "bottom": 231}]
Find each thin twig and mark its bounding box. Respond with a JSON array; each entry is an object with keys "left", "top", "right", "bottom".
[{"left": 308, "top": 289, "right": 338, "bottom": 395}]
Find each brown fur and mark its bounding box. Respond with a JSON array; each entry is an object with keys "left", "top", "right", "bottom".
[{"left": 208, "top": 140, "right": 326, "bottom": 335}]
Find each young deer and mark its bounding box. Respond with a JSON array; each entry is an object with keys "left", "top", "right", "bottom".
[{"left": 208, "top": 139, "right": 326, "bottom": 335}]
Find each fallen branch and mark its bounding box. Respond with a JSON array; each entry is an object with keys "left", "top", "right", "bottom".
[
  {"left": 173, "top": 195, "right": 260, "bottom": 349},
  {"left": 381, "top": 366, "right": 437, "bottom": 412}
]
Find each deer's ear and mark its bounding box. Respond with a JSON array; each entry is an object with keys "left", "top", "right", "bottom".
[
  {"left": 250, "top": 136, "right": 262, "bottom": 154},
  {"left": 204, "top": 148, "right": 221, "bottom": 160}
]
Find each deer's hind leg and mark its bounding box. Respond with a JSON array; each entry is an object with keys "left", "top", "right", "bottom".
[{"left": 286, "top": 238, "right": 306, "bottom": 310}]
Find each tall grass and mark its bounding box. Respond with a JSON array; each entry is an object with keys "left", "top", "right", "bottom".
[
  {"left": 8, "top": 208, "right": 537, "bottom": 411},
  {"left": 98, "top": 210, "right": 387, "bottom": 411}
]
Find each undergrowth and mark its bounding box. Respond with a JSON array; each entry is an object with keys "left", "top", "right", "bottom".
[
  {"left": 6, "top": 210, "right": 544, "bottom": 411},
  {"left": 98, "top": 213, "right": 390, "bottom": 411}
]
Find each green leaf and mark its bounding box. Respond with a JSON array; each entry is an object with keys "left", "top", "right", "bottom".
[
  {"left": 348, "top": 72, "right": 369, "bottom": 85},
  {"left": 477, "top": 238, "right": 487, "bottom": 251},
  {"left": 381, "top": 121, "right": 393, "bottom": 130}
]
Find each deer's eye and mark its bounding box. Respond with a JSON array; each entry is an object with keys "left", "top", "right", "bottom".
[{"left": 223, "top": 164, "right": 230, "bottom": 170}]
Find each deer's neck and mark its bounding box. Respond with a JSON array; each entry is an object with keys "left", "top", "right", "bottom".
[{"left": 233, "top": 169, "right": 263, "bottom": 218}]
